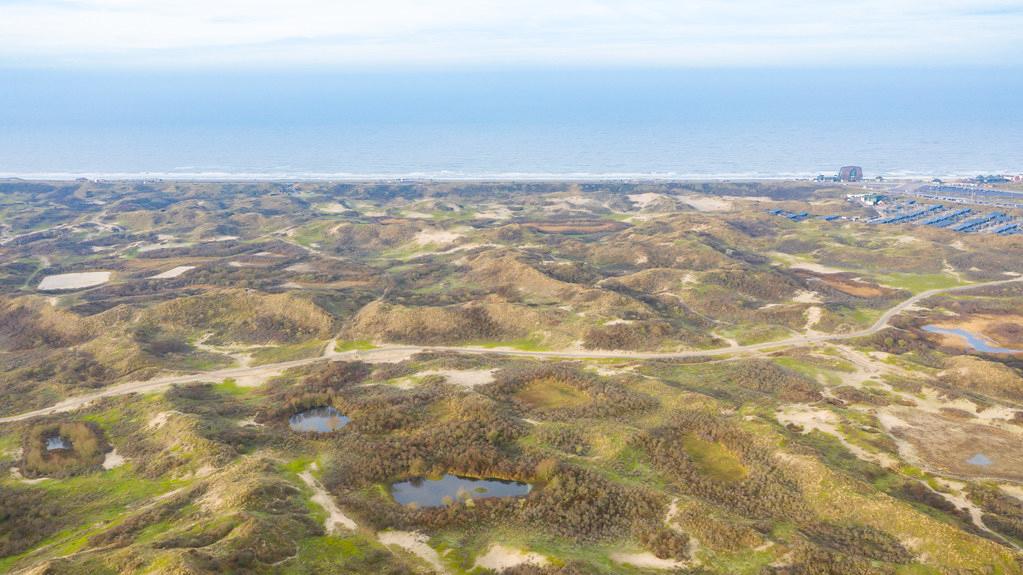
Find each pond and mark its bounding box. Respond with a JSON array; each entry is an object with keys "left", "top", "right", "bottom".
[
  {"left": 922, "top": 325, "right": 1022, "bottom": 354},
  {"left": 967, "top": 453, "right": 993, "bottom": 466},
  {"left": 289, "top": 406, "right": 350, "bottom": 433},
  {"left": 391, "top": 474, "right": 532, "bottom": 507},
  {"left": 45, "top": 436, "right": 71, "bottom": 451}
]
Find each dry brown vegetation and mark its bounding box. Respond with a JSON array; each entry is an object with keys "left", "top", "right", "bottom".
[{"left": 20, "top": 421, "right": 108, "bottom": 478}]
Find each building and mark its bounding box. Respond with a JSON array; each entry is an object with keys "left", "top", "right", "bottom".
[
  {"left": 838, "top": 166, "right": 863, "bottom": 182},
  {"left": 846, "top": 193, "right": 886, "bottom": 206}
]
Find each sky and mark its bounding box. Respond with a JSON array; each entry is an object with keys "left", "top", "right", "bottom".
[{"left": 0, "top": 0, "right": 1021, "bottom": 69}]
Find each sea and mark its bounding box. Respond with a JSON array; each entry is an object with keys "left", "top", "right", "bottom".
[{"left": 1, "top": 68, "right": 1020, "bottom": 180}]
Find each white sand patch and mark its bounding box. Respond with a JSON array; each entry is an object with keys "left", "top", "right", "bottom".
[
  {"left": 474, "top": 544, "right": 548, "bottom": 572},
  {"left": 419, "top": 369, "right": 497, "bottom": 388},
  {"left": 208, "top": 235, "right": 238, "bottom": 242},
  {"left": 9, "top": 467, "right": 50, "bottom": 484},
  {"left": 604, "top": 318, "right": 634, "bottom": 326},
  {"left": 474, "top": 206, "right": 513, "bottom": 220},
  {"left": 778, "top": 405, "right": 899, "bottom": 468},
  {"left": 804, "top": 306, "right": 823, "bottom": 331},
  {"left": 286, "top": 262, "right": 316, "bottom": 273},
  {"left": 299, "top": 465, "right": 357, "bottom": 533},
  {"left": 770, "top": 252, "right": 850, "bottom": 274},
  {"left": 610, "top": 551, "right": 687, "bottom": 570},
  {"left": 627, "top": 192, "right": 667, "bottom": 209},
  {"left": 777, "top": 405, "right": 840, "bottom": 434},
  {"left": 683, "top": 196, "right": 733, "bottom": 212},
  {"left": 38, "top": 271, "right": 111, "bottom": 291},
  {"left": 792, "top": 290, "right": 823, "bottom": 304},
  {"left": 413, "top": 228, "right": 466, "bottom": 246},
  {"left": 150, "top": 265, "right": 195, "bottom": 279},
  {"left": 138, "top": 242, "right": 192, "bottom": 253},
  {"left": 378, "top": 531, "right": 447, "bottom": 573},
  {"left": 403, "top": 211, "right": 435, "bottom": 220},
  {"left": 102, "top": 448, "right": 125, "bottom": 470},
  {"left": 148, "top": 411, "right": 176, "bottom": 430}
]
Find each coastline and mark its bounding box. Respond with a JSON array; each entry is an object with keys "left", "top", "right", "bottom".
[{"left": 1, "top": 171, "right": 1018, "bottom": 183}]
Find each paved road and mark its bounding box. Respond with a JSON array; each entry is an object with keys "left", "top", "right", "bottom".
[{"left": 2, "top": 276, "right": 1020, "bottom": 425}]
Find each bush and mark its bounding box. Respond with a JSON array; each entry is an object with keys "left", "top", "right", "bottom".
[{"left": 21, "top": 421, "right": 109, "bottom": 478}]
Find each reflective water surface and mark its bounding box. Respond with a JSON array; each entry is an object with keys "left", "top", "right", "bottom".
[
  {"left": 289, "top": 406, "right": 350, "bottom": 433},
  {"left": 391, "top": 474, "right": 532, "bottom": 507}
]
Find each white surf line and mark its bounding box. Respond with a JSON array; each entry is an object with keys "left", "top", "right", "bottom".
[{"left": 2, "top": 277, "right": 1020, "bottom": 425}]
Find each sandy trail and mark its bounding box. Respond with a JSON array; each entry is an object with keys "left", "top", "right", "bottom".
[
  {"left": 298, "top": 464, "right": 357, "bottom": 533},
  {"left": 473, "top": 544, "right": 548, "bottom": 572},
  {"left": 378, "top": 531, "right": 448, "bottom": 574},
  {"left": 3, "top": 277, "right": 1020, "bottom": 425}
]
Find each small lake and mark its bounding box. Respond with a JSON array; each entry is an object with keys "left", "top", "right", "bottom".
[
  {"left": 391, "top": 474, "right": 532, "bottom": 507},
  {"left": 288, "top": 406, "right": 350, "bottom": 433},
  {"left": 45, "top": 436, "right": 71, "bottom": 451},
  {"left": 967, "top": 453, "right": 993, "bottom": 466},
  {"left": 922, "top": 325, "right": 1022, "bottom": 354}
]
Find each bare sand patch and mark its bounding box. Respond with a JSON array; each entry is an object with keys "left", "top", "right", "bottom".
[
  {"left": 147, "top": 411, "right": 180, "bottom": 430},
  {"left": 879, "top": 407, "right": 1023, "bottom": 480},
  {"left": 778, "top": 405, "right": 898, "bottom": 468},
  {"left": 150, "top": 265, "right": 195, "bottom": 279},
  {"left": 378, "top": 531, "right": 447, "bottom": 573},
  {"left": 138, "top": 242, "right": 192, "bottom": 253},
  {"left": 627, "top": 192, "right": 668, "bottom": 209},
  {"left": 286, "top": 262, "right": 316, "bottom": 273},
  {"left": 474, "top": 206, "right": 513, "bottom": 220},
  {"left": 419, "top": 369, "right": 497, "bottom": 388},
  {"left": 683, "top": 195, "right": 733, "bottom": 212},
  {"left": 413, "top": 228, "right": 466, "bottom": 246},
  {"left": 38, "top": 271, "right": 111, "bottom": 291},
  {"left": 474, "top": 544, "right": 548, "bottom": 572},
  {"left": 604, "top": 318, "right": 634, "bottom": 326},
  {"left": 804, "top": 306, "right": 823, "bottom": 331},
  {"left": 10, "top": 467, "right": 50, "bottom": 484},
  {"left": 102, "top": 448, "right": 125, "bottom": 470},
  {"left": 771, "top": 252, "right": 850, "bottom": 275},
  {"left": 792, "top": 290, "right": 823, "bottom": 304}
]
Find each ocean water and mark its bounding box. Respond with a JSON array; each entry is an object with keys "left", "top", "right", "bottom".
[{"left": 1, "top": 69, "right": 1020, "bottom": 179}]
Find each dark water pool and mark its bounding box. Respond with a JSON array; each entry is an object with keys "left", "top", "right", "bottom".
[
  {"left": 391, "top": 474, "right": 532, "bottom": 507},
  {"left": 45, "top": 436, "right": 70, "bottom": 451},
  {"left": 289, "top": 406, "right": 350, "bottom": 433}
]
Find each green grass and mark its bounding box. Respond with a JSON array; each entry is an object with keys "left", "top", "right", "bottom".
[
  {"left": 0, "top": 466, "right": 184, "bottom": 570},
  {"left": 469, "top": 335, "right": 550, "bottom": 351},
  {"left": 681, "top": 433, "right": 747, "bottom": 483},
  {"left": 716, "top": 324, "right": 792, "bottom": 346},
  {"left": 515, "top": 377, "right": 590, "bottom": 409},
  {"left": 335, "top": 339, "right": 377, "bottom": 352},
  {"left": 213, "top": 377, "right": 250, "bottom": 396},
  {"left": 873, "top": 272, "right": 966, "bottom": 293},
  {"left": 249, "top": 339, "right": 326, "bottom": 365}
]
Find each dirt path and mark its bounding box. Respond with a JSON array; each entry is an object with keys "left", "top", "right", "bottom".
[
  {"left": 298, "top": 464, "right": 357, "bottom": 533},
  {"left": 3, "top": 277, "right": 1020, "bottom": 425}
]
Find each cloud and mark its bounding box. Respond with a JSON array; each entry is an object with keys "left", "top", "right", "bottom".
[{"left": 0, "top": 0, "right": 1019, "bottom": 67}]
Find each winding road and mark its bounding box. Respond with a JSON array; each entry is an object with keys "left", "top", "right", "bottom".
[{"left": 1, "top": 276, "right": 1020, "bottom": 425}]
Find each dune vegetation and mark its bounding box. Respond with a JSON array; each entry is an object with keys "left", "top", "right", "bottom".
[{"left": 2, "top": 180, "right": 1023, "bottom": 573}]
